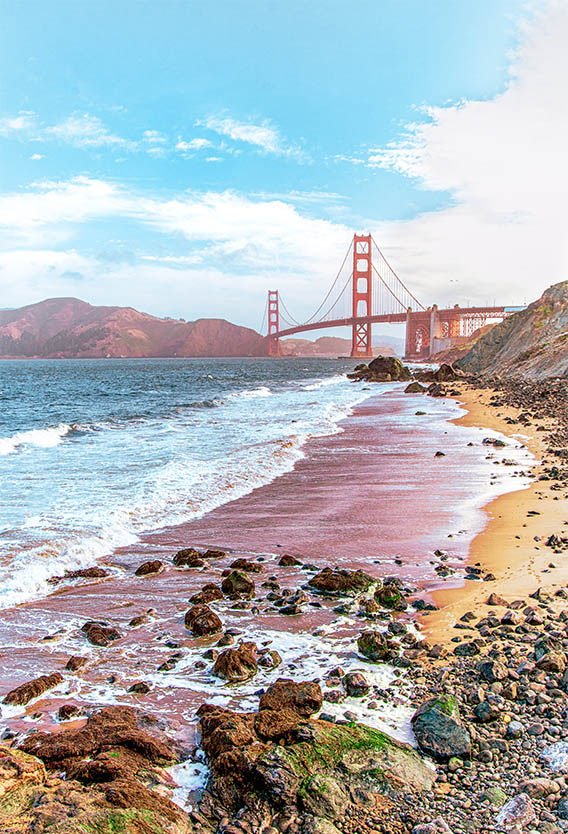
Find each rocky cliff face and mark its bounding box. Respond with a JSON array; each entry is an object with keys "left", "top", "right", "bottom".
[
  {"left": 0, "top": 298, "right": 266, "bottom": 358},
  {"left": 456, "top": 281, "right": 568, "bottom": 379}
]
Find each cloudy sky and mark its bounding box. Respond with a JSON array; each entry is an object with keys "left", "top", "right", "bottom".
[{"left": 0, "top": 0, "right": 566, "bottom": 333}]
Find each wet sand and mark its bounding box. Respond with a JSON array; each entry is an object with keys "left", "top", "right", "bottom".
[
  {"left": 0, "top": 384, "right": 534, "bottom": 743},
  {"left": 422, "top": 385, "right": 568, "bottom": 644}
]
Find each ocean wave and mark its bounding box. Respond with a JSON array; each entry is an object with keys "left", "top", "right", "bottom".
[
  {"left": 301, "top": 374, "right": 346, "bottom": 391},
  {"left": 227, "top": 386, "right": 272, "bottom": 399},
  {"left": 0, "top": 522, "right": 134, "bottom": 609},
  {"left": 0, "top": 423, "right": 73, "bottom": 456}
]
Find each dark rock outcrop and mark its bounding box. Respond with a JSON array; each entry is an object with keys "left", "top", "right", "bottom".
[
  {"left": 308, "top": 567, "right": 378, "bottom": 597},
  {"left": 411, "top": 695, "right": 471, "bottom": 762},
  {"left": 221, "top": 569, "right": 255, "bottom": 599}
]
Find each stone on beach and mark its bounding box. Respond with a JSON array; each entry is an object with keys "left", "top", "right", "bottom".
[
  {"left": 495, "top": 793, "right": 536, "bottom": 831},
  {"left": 81, "top": 621, "right": 122, "bottom": 647},
  {"left": 184, "top": 603, "right": 223, "bottom": 636},
  {"left": 189, "top": 583, "right": 224, "bottom": 604},
  {"left": 134, "top": 559, "right": 163, "bottom": 576},
  {"left": 229, "top": 557, "right": 264, "bottom": 573},
  {"left": 212, "top": 641, "right": 259, "bottom": 682},
  {"left": 411, "top": 695, "right": 471, "bottom": 762},
  {"left": 308, "top": 567, "right": 378, "bottom": 597},
  {"left": 221, "top": 569, "right": 255, "bottom": 599},
  {"left": 172, "top": 547, "right": 205, "bottom": 567},
  {"left": 357, "top": 630, "right": 394, "bottom": 662},
  {"left": 259, "top": 678, "right": 323, "bottom": 717},
  {"left": 4, "top": 672, "right": 64, "bottom": 706}
]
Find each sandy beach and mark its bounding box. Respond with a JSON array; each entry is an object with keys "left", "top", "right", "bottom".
[{"left": 422, "top": 383, "right": 568, "bottom": 645}]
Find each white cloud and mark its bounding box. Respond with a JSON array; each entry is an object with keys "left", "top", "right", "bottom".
[
  {"left": 0, "top": 176, "right": 351, "bottom": 324},
  {"left": 46, "top": 113, "right": 136, "bottom": 150},
  {"left": 143, "top": 129, "right": 167, "bottom": 144},
  {"left": 175, "top": 137, "right": 213, "bottom": 154},
  {"left": 30, "top": 153, "right": 44, "bottom": 160},
  {"left": 361, "top": 0, "right": 568, "bottom": 308},
  {"left": 0, "top": 111, "right": 37, "bottom": 136},
  {"left": 199, "top": 115, "right": 305, "bottom": 159}
]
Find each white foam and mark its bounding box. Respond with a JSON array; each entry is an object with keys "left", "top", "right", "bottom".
[
  {"left": 0, "top": 423, "right": 72, "bottom": 456},
  {"left": 228, "top": 386, "right": 272, "bottom": 399},
  {"left": 167, "top": 755, "right": 209, "bottom": 810}
]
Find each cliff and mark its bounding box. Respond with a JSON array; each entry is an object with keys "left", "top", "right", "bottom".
[
  {"left": 456, "top": 281, "right": 568, "bottom": 379},
  {"left": 0, "top": 298, "right": 267, "bottom": 358}
]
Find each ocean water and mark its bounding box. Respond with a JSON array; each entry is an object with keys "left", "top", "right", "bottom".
[{"left": 0, "top": 357, "right": 370, "bottom": 608}]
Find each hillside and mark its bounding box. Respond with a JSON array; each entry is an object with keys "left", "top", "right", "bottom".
[
  {"left": 281, "top": 335, "right": 401, "bottom": 356},
  {"left": 0, "top": 298, "right": 266, "bottom": 358},
  {"left": 456, "top": 281, "right": 568, "bottom": 378}
]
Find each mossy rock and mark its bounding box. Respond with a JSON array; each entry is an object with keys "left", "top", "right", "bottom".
[
  {"left": 259, "top": 720, "right": 435, "bottom": 801},
  {"left": 411, "top": 695, "right": 471, "bottom": 762}
]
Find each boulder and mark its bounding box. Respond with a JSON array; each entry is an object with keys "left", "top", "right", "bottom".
[
  {"left": 411, "top": 695, "right": 471, "bottom": 762},
  {"left": 221, "top": 570, "right": 255, "bottom": 599},
  {"left": 405, "top": 381, "right": 427, "bottom": 394},
  {"left": 258, "top": 650, "right": 283, "bottom": 669},
  {"left": 308, "top": 567, "right": 377, "bottom": 597},
  {"left": 134, "top": 560, "right": 163, "bottom": 576},
  {"left": 259, "top": 678, "right": 323, "bottom": 716},
  {"left": 278, "top": 554, "right": 303, "bottom": 566},
  {"left": 4, "top": 672, "right": 64, "bottom": 706},
  {"left": 343, "top": 671, "right": 369, "bottom": 697},
  {"left": 357, "top": 630, "right": 391, "bottom": 662},
  {"left": 189, "top": 583, "right": 224, "bottom": 604},
  {"left": 81, "top": 621, "right": 122, "bottom": 647},
  {"left": 229, "top": 557, "right": 264, "bottom": 573},
  {"left": 184, "top": 604, "right": 223, "bottom": 636},
  {"left": 367, "top": 355, "right": 412, "bottom": 381},
  {"left": 375, "top": 580, "right": 407, "bottom": 610},
  {"left": 173, "top": 548, "right": 205, "bottom": 567},
  {"left": 212, "top": 642, "right": 259, "bottom": 682}
]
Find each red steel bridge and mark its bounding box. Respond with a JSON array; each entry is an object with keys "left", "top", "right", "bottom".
[{"left": 262, "top": 234, "right": 522, "bottom": 360}]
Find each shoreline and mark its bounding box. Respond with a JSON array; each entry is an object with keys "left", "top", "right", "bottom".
[{"left": 421, "top": 383, "right": 568, "bottom": 645}]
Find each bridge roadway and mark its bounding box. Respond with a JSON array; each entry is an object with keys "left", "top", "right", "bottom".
[{"left": 273, "top": 306, "right": 509, "bottom": 341}]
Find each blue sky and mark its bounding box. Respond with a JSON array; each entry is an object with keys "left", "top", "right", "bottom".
[{"left": 1, "top": 0, "right": 565, "bottom": 332}]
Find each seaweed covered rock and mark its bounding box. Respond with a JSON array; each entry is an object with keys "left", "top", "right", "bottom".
[
  {"left": 221, "top": 569, "right": 255, "bottom": 599},
  {"left": 197, "top": 700, "right": 436, "bottom": 833},
  {"left": 375, "top": 578, "right": 408, "bottom": 610},
  {"left": 308, "top": 567, "right": 378, "bottom": 597},
  {"left": 173, "top": 547, "right": 204, "bottom": 567},
  {"left": 212, "top": 641, "right": 259, "bottom": 682},
  {"left": 411, "top": 695, "right": 471, "bottom": 762},
  {"left": 4, "top": 707, "right": 191, "bottom": 833}
]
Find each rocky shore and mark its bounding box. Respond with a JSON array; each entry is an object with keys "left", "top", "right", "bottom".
[{"left": 1, "top": 366, "right": 567, "bottom": 834}]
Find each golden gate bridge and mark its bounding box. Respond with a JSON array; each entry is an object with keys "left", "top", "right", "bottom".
[{"left": 261, "top": 234, "right": 522, "bottom": 360}]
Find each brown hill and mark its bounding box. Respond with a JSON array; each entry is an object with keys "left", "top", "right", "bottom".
[
  {"left": 456, "top": 281, "right": 568, "bottom": 379},
  {"left": 0, "top": 298, "right": 266, "bottom": 358},
  {"left": 281, "top": 336, "right": 396, "bottom": 357}
]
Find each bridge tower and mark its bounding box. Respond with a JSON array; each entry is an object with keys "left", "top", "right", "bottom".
[
  {"left": 351, "top": 234, "right": 373, "bottom": 359},
  {"left": 267, "top": 290, "right": 281, "bottom": 356}
]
